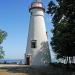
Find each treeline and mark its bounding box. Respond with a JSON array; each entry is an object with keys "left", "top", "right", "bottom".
[
  {"left": 47, "top": 0, "right": 75, "bottom": 64},
  {"left": 0, "top": 29, "right": 7, "bottom": 58}
]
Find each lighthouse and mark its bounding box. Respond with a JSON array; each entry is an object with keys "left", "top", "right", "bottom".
[{"left": 25, "top": 0, "right": 51, "bottom": 66}]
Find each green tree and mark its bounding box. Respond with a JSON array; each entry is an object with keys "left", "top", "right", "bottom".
[
  {"left": 47, "top": 0, "right": 75, "bottom": 63},
  {"left": 0, "top": 29, "right": 7, "bottom": 58},
  {"left": 41, "top": 42, "right": 51, "bottom": 64}
]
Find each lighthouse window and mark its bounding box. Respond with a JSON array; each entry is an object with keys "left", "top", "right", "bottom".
[{"left": 31, "top": 40, "right": 37, "bottom": 48}]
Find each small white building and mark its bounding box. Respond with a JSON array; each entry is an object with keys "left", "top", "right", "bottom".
[{"left": 25, "top": 0, "right": 51, "bottom": 66}]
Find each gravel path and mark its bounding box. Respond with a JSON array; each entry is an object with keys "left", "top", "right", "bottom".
[
  {"left": 0, "top": 64, "right": 29, "bottom": 75},
  {"left": 0, "top": 70, "right": 28, "bottom": 75}
]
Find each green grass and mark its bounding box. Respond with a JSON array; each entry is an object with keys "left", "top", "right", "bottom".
[{"left": 0, "top": 64, "right": 75, "bottom": 75}]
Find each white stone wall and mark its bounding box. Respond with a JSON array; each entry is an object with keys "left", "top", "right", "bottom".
[{"left": 26, "top": 8, "right": 51, "bottom": 66}]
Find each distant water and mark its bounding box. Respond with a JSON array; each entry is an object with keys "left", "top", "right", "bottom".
[{"left": 0, "top": 59, "right": 25, "bottom": 64}]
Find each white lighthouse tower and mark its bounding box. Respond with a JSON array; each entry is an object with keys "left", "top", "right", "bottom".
[{"left": 25, "top": 0, "right": 51, "bottom": 66}]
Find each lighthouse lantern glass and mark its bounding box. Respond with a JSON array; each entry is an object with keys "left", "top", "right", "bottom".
[{"left": 33, "top": 0, "right": 41, "bottom": 2}]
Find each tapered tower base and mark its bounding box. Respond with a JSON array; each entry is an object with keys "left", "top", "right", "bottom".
[{"left": 25, "top": 0, "right": 51, "bottom": 66}]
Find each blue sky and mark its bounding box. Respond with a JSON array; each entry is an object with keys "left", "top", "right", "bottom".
[{"left": 0, "top": 0, "right": 56, "bottom": 59}]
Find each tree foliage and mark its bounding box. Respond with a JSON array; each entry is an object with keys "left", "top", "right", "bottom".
[
  {"left": 0, "top": 29, "right": 7, "bottom": 58},
  {"left": 0, "top": 46, "right": 5, "bottom": 58},
  {"left": 47, "top": 0, "right": 75, "bottom": 63}
]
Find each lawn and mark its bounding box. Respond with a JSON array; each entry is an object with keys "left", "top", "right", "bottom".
[{"left": 0, "top": 64, "right": 75, "bottom": 75}]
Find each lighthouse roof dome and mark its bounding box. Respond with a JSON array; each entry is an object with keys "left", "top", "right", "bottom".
[
  {"left": 33, "top": 0, "right": 41, "bottom": 2},
  {"left": 29, "top": 1, "right": 45, "bottom": 12}
]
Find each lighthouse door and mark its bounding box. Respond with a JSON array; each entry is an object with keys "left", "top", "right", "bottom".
[{"left": 26, "top": 55, "right": 32, "bottom": 65}]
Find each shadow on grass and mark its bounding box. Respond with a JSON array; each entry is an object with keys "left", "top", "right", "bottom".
[
  {"left": 0, "top": 66, "right": 47, "bottom": 75},
  {"left": 0, "top": 65, "right": 74, "bottom": 75},
  {"left": 0, "top": 66, "right": 30, "bottom": 73}
]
